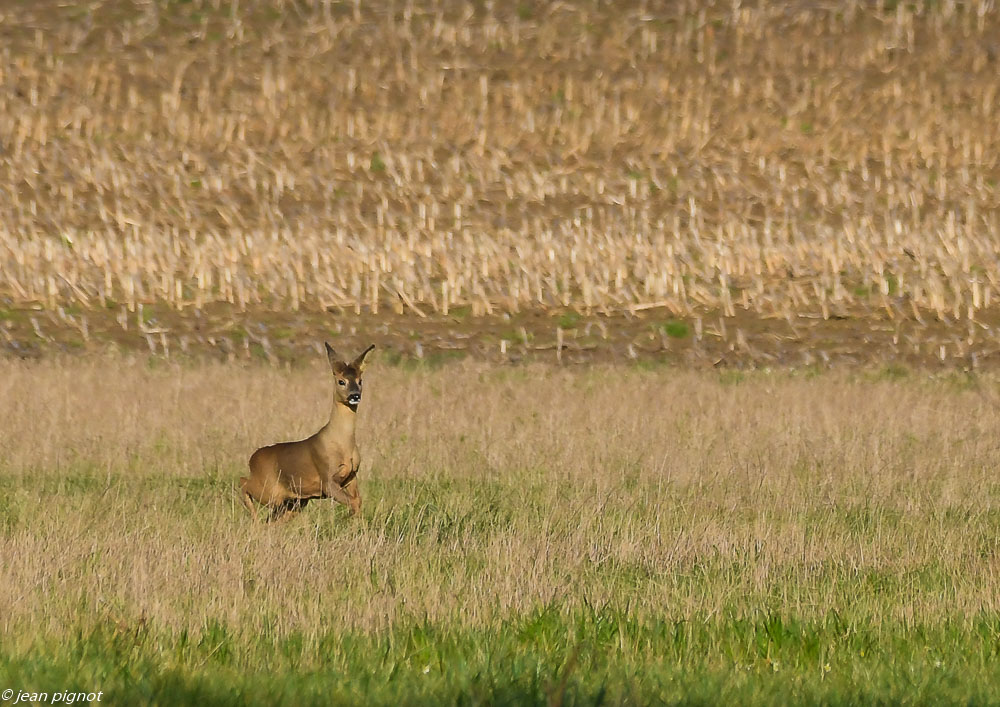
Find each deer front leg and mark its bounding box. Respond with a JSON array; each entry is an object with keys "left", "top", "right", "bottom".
[
  {"left": 324, "top": 467, "right": 353, "bottom": 508},
  {"left": 342, "top": 478, "right": 361, "bottom": 516},
  {"left": 325, "top": 463, "right": 358, "bottom": 513}
]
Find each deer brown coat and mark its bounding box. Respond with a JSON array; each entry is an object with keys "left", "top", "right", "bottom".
[{"left": 239, "top": 343, "right": 374, "bottom": 521}]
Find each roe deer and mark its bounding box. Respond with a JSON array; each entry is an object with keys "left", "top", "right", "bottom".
[{"left": 240, "top": 342, "right": 375, "bottom": 522}]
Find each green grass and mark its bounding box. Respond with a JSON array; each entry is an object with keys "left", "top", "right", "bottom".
[
  {"left": 6, "top": 609, "right": 1000, "bottom": 705},
  {"left": 659, "top": 320, "right": 691, "bottom": 339},
  {"left": 3, "top": 472, "right": 1000, "bottom": 704},
  {"left": 556, "top": 312, "right": 582, "bottom": 330}
]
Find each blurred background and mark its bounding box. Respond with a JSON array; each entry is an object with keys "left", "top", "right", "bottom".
[{"left": 1, "top": 0, "right": 998, "bottom": 367}]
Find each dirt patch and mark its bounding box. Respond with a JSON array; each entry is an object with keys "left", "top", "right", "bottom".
[{"left": 4, "top": 302, "right": 1000, "bottom": 372}]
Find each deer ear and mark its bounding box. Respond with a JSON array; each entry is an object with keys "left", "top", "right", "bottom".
[
  {"left": 352, "top": 344, "right": 376, "bottom": 373},
  {"left": 325, "top": 342, "right": 346, "bottom": 371}
]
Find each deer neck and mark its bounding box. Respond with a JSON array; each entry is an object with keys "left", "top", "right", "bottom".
[{"left": 318, "top": 401, "right": 356, "bottom": 448}]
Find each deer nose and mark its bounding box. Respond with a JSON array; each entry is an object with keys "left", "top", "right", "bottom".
[{"left": 348, "top": 393, "right": 361, "bottom": 405}]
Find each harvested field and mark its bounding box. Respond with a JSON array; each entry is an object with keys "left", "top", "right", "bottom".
[{"left": 0, "top": 0, "right": 999, "bottom": 337}]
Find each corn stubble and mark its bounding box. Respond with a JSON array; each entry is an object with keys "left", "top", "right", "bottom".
[{"left": 0, "top": 0, "right": 998, "bottom": 332}]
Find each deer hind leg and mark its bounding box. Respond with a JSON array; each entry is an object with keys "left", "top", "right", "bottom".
[
  {"left": 238, "top": 476, "right": 263, "bottom": 518},
  {"left": 241, "top": 474, "right": 291, "bottom": 520},
  {"left": 237, "top": 480, "right": 258, "bottom": 519}
]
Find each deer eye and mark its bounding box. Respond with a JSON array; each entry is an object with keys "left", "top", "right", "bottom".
[{"left": 338, "top": 379, "right": 346, "bottom": 386}]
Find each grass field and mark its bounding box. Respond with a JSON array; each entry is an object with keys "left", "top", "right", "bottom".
[{"left": 3, "top": 356, "right": 1000, "bottom": 703}]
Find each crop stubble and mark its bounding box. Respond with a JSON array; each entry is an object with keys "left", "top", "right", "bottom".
[{"left": 0, "top": 1, "right": 998, "bottom": 342}]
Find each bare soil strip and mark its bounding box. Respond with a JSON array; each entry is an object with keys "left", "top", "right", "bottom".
[{"left": 5, "top": 303, "right": 1000, "bottom": 370}]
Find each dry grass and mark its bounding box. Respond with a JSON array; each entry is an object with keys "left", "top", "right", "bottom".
[
  {"left": 2, "top": 356, "right": 1000, "bottom": 638},
  {"left": 1, "top": 1, "right": 999, "bottom": 323},
  {"left": 5, "top": 357, "right": 1000, "bottom": 700}
]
